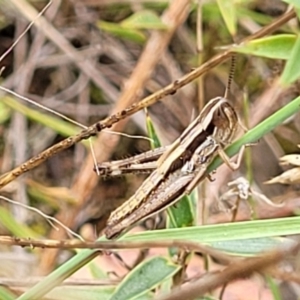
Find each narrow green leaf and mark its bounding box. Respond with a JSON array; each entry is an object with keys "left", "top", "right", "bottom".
[
  {"left": 110, "top": 257, "right": 180, "bottom": 300},
  {"left": 167, "top": 196, "right": 195, "bottom": 228},
  {"left": 280, "top": 34, "right": 300, "bottom": 85},
  {"left": 89, "top": 261, "right": 108, "bottom": 279},
  {"left": 18, "top": 250, "right": 101, "bottom": 300},
  {"left": 47, "top": 287, "right": 115, "bottom": 300},
  {"left": 145, "top": 109, "right": 161, "bottom": 149},
  {"left": 0, "top": 207, "right": 39, "bottom": 238},
  {"left": 0, "top": 101, "right": 11, "bottom": 123},
  {"left": 1, "top": 96, "right": 91, "bottom": 146},
  {"left": 211, "top": 237, "right": 288, "bottom": 255},
  {"left": 0, "top": 287, "right": 16, "bottom": 300},
  {"left": 121, "top": 10, "right": 168, "bottom": 30},
  {"left": 231, "top": 34, "right": 297, "bottom": 59},
  {"left": 124, "top": 217, "right": 300, "bottom": 248},
  {"left": 167, "top": 195, "right": 195, "bottom": 257},
  {"left": 266, "top": 276, "right": 282, "bottom": 300},
  {"left": 97, "top": 21, "right": 146, "bottom": 44},
  {"left": 216, "top": 0, "right": 236, "bottom": 36}
]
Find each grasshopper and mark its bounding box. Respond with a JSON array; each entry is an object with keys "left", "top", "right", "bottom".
[
  {"left": 96, "top": 95, "right": 246, "bottom": 239},
  {"left": 96, "top": 97, "right": 238, "bottom": 176}
]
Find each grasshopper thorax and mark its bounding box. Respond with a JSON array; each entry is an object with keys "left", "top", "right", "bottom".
[{"left": 201, "top": 97, "right": 238, "bottom": 146}]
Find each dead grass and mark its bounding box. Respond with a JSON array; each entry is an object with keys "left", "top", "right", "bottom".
[{"left": 0, "top": 1, "right": 300, "bottom": 299}]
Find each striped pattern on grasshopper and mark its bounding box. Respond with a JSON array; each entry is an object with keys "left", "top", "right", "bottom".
[{"left": 96, "top": 97, "right": 245, "bottom": 239}]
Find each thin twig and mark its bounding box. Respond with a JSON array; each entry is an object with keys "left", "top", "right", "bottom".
[
  {"left": 0, "top": 277, "right": 120, "bottom": 287},
  {"left": 0, "top": 236, "right": 234, "bottom": 264}
]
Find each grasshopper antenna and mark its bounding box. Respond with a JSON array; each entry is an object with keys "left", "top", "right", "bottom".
[{"left": 224, "top": 55, "right": 236, "bottom": 99}]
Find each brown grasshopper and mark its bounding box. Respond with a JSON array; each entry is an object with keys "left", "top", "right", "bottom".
[{"left": 96, "top": 96, "right": 246, "bottom": 239}]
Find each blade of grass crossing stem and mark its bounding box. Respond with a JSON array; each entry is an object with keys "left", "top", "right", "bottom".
[
  {"left": 231, "top": 34, "right": 297, "bottom": 59},
  {"left": 1, "top": 96, "right": 91, "bottom": 147}
]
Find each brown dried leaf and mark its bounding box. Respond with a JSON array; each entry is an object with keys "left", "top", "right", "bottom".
[
  {"left": 279, "top": 154, "right": 300, "bottom": 166},
  {"left": 265, "top": 167, "right": 300, "bottom": 185}
]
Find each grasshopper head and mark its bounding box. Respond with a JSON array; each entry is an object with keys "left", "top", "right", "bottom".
[
  {"left": 211, "top": 97, "right": 238, "bottom": 146},
  {"left": 199, "top": 97, "right": 238, "bottom": 146}
]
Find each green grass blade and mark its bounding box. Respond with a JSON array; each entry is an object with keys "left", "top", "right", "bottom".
[
  {"left": 1, "top": 96, "right": 91, "bottom": 147},
  {"left": 123, "top": 216, "right": 300, "bottom": 245},
  {"left": 0, "top": 100, "right": 11, "bottom": 123},
  {"left": 145, "top": 109, "right": 161, "bottom": 149},
  {"left": 280, "top": 34, "right": 300, "bottom": 85},
  {"left": 216, "top": 0, "right": 236, "bottom": 36},
  {"left": 121, "top": 10, "right": 168, "bottom": 30},
  {"left": 2, "top": 96, "right": 78, "bottom": 136},
  {"left": 231, "top": 34, "right": 296, "bottom": 59},
  {"left": 18, "top": 250, "right": 101, "bottom": 300},
  {"left": 47, "top": 287, "right": 115, "bottom": 300},
  {"left": 97, "top": 21, "right": 146, "bottom": 44},
  {"left": 0, "top": 207, "right": 39, "bottom": 238},
  {"left": 0, "top": 287, "right": 16, "bottom": 300},
  {"left": 110, "top": 257, "right": 180, "bottom": 300},
  {"left": 265, "top": 275, "right": 282, "bottom": 300},
  {"left": 167, "top": 195, "right": 195, "bottom": 228}
]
